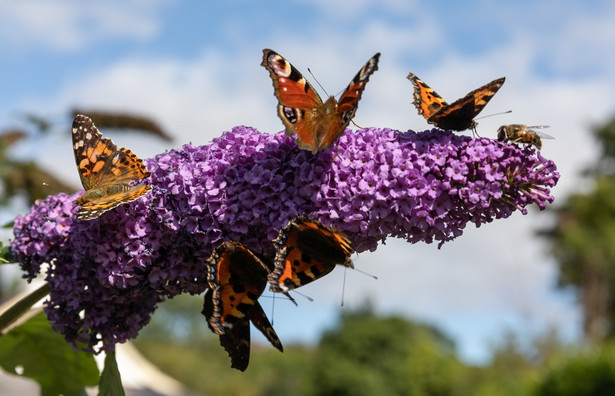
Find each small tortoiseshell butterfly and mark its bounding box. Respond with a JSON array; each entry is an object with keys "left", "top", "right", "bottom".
[
  {"left": 407, "top": 73, "right": 505, "bottom": 133},
  {"left": 269, "top": 216, "right": 354, "bottom": 293},
  {"left": 261, "top": 49, "right": 380, "bottom": 154},
  {"left": 202, "top": 241, "right": 283, "bottom": 371},
  {"left": 72, "top": 114, "right": 151, "bottom": 220},
  {"left": 497, "top": 124, "right": 553, "bottom": 150}
]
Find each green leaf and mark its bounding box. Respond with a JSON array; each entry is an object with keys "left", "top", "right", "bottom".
[
  {"left": 0, "top": 312, "right": 99, "bottom": 395},
  {"left": 0, "top": 241, "right": 13, "bottom": 264},
  {"left": 99, "top": 351, "right": 125, "bottom": 396}
]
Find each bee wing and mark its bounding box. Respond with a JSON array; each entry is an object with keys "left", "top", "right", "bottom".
[{"left": 526, "top": 126, "right": 555, "bottom": 140}]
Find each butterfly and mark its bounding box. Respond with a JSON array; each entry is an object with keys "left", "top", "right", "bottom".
[
  {"left": 497, "top": 124, "right": 553, "bottom": 150},
  {"left": 269, "top": 216, "right": 354, "bottom": 293},
  {"left": 261, "top": 49, "right": 380, "bottom": 154},
  {"left": 407, "top": 72, "right": 506, "bottom": 133},
  {"left": 72, "top": 114, "right": 151, "bottom": 220},
  {"left": 202, "top": 241, "right": 283, "bottom": 371}
]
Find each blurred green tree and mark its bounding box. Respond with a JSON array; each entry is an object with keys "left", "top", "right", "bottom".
[
  {"left": 540, "top": 116, "right": 615, "bottom": 343},
  {"left": 533, "top": 344, "right": 615, "bottom": 396},
  {"left": 304, "top": 304, "right": 465, "bottom": 396}
]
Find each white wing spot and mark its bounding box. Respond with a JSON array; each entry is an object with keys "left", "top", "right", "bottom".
[{"left": 85, "top": 132, "right": 92, "bottom": 140}]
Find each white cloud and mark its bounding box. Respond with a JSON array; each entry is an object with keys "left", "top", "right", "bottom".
[{"left": 0, "top": 0, "right": 171, "bottom": 51}]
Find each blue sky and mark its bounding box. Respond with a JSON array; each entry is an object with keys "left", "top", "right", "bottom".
[{"left": 1, "top": 0, "right": 614, "bottom": 364}]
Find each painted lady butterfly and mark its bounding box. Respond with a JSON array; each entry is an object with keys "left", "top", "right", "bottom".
[
  {"left": 72, "top": 114, "right": 151, "bottom": 220},
  {"left": 407, "top": 72, "right": 505, "bottom": 132},
  {"left": 497, "top": 124, "right": 553, "bottom": 150},
  {"left": 202, "top": 241, "right": 283, "bottom": 371},
  {"left": 262, "top": 49, "right": 380, "bottom": 154},
  {"left": 269, "top": 216, "right": 354, "bottom": 293}
]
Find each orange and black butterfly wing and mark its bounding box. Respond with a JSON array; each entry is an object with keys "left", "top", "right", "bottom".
[
  {"left": 248, "top": 301, "right": 283, "bottom": 353},
  {"left": 72, "top": 115, "right": 151, "bottom": 220},
  {"left": 204, "top": 241, "right": 269, "bottom": 334},
  {"left": 334, "top": 52, "right": 380, "bottom": 132},
  {"left": 72, "top": 114, "right": 118, "bottom": 190},
  {"left": 428, "top": 77, "right": 506, "bottom": 131},
  {"left": 261, "top": 49, "right": 323, "bottom": 149},
  {"left": 203, "top": 289, "right": 252, "bottom": 372},
  {"left": 269, "top": 216, "right": 354, "bottom": 292},
  {"left": 407, "top": 72, "right": 449, "bottom": 121},
  {"left": 72, "top": 114, "right": 151, "bottom": 188},
  {"left": 218, "top": 320, "right": 251, "bottom": 371}
]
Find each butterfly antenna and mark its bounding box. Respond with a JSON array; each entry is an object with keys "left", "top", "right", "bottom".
[
  {"left": 307, "top": 68, "right": 330, "bottom": 97},
  {"left": 292, "top": 289, "right": 314, "bottom": 302},
  {"left": 261, "top": 292, "right": 298, "bottom": 306},
  {"left": 473, "top": 110, "right": 512, "bottom": 138},
  {"left": 352, "top": 267, "right": 378, "bottom": 280},
  {"left": 350, "top": 120, "right": 365, "bottom": 129},
  {"left": 475, "top": 110, "right": 512, "bottom": 121},
  {"left": 284, "top": 291, "right": 298, "bottom": 306},
  {"left": 341, "top": 267, "right": 347, "bottom": 307},
  {"left": 271, "top": 292, "right": 276, "bottom": 325},
  {"left": 334, "top": 139, "right": 341, "bottom": 159}
]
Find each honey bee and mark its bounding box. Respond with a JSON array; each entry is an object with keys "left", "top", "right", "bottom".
[{"left": 497, "top": 124, "right": 553, "bottom": 150}]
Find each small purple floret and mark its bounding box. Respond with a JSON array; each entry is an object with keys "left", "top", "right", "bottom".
[{"left": 10, "top": 127, "right": 559, "bottom": 352}]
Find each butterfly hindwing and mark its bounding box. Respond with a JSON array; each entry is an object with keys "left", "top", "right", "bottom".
[
  {"left": 269, "top": 216, "right": 354, "bottom": 292},
  {"left": 72, "top": 114, "right": 151, "bottom": 220},
  {"left": 407, "top": 73, "right": 505, "bottom": 132}
]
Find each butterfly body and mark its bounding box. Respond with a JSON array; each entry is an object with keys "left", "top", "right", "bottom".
[
  {"left": 407, "top": 73, "right": 505, "bottom": 133},
  {"left": 497, "top": 124, "right": 552, "bottom": 150},
  {"left": 203, "top": 241, "right": 283, "bottom": 371},
  {"left": 262, "top": 49, "right": 380, "bottom": 153},
  {"left": 72, "top": 115, "right": 151, "bottom": 220},
  {"left": 75, "top": 183, "right": 143, "bottom": 204},
  {"left": 269, "top": 216, "right": 354, "bottom": 292}
]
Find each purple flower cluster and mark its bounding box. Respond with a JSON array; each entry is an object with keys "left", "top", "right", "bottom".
[{"left": 10, "top": 126, "right": 559, "bottom": 352}]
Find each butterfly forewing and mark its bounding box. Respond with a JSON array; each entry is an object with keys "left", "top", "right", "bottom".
[
  {"left": 72, "top": 115, "right": 119, "bottom": 190},
  {"left": 434, "top": 77, "right": 506, "bottom": 126},
  {"left": 262, "top": 49, "right": 323, "bottom": 110},
  {"left": 407, "top": 72, "right": 448, "bottom": 119},
  {"left": 337, "top": 53, "right": 381, "bottom": 124}
]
